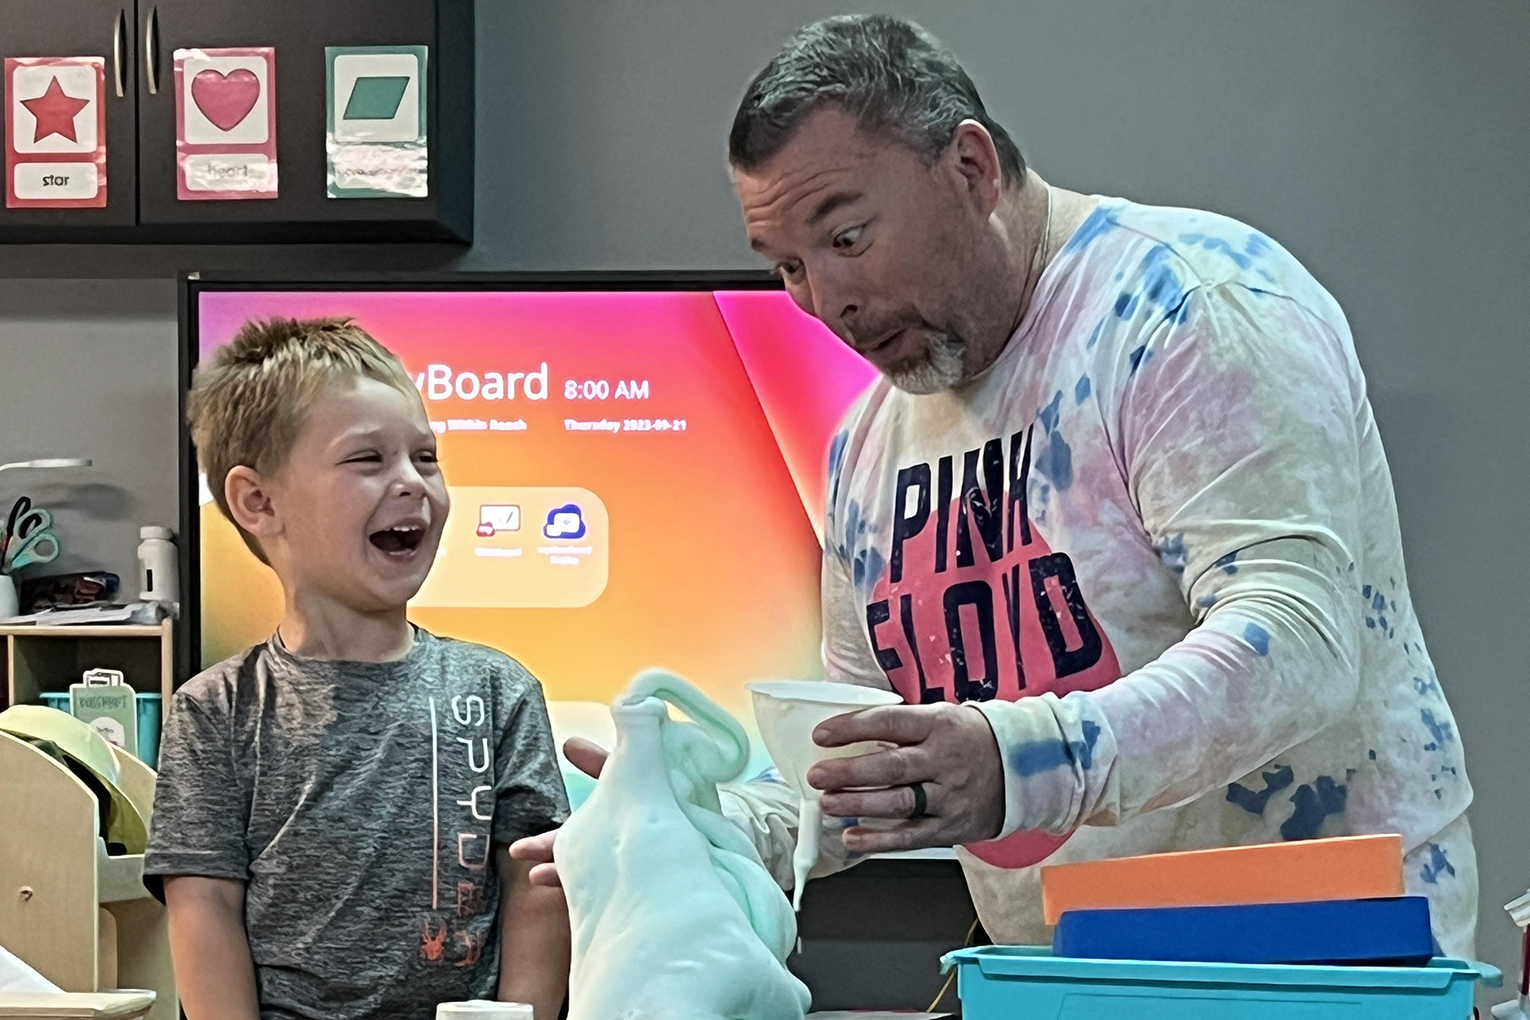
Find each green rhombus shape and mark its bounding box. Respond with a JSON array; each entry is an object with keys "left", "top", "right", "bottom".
[{"left": 343, "top": 75, "right": 409, "bottom": 120}]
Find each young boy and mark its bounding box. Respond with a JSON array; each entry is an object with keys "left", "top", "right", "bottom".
[{"left": 144, "top": 318, "right": 571, "bottom": 1020}]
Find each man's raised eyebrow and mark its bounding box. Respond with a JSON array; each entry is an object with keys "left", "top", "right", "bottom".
[{"left": 808, "top": 190, "right": 864, "bottom": 226}]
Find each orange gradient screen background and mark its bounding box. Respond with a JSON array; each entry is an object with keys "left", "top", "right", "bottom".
[{"left": 195, "top": 288, "right": 877, "bottom": 733}]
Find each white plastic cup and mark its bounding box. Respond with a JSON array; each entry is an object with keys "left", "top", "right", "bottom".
[
  {"left": 747, "top": 680, "right": 904, "bottom": 908},
  {"left": 436, "top": 1002, "right": 533, "bottom": 1020},
  {"left": 747, "top": 681, "right": 903, "bottom": 796}
]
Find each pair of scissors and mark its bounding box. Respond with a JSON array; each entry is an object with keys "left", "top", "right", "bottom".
[
  {"left": 4, "top": 526, "right": 59, "bottom": 572},
  {"left": 3, "top": 496, "right": 57, "bottom": 572},
  {"left": 3, "top": 497, "right": 49, "bottom": 559}
]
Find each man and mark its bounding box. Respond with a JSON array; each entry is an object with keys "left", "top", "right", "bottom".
[{"left": 517, "top": 14, "right": 1477, "bottom": 954}]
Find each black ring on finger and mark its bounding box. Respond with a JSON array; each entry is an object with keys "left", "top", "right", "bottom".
[{"left": 908, "top": 781, "right": 929, "bottom": 820}]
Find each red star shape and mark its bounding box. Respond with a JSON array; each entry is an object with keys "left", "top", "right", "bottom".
[{"left": 20, "top": 75, "right": 91, "bottom": 144}]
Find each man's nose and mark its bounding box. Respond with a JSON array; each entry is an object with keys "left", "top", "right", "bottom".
[{"left": 808, "top": 269, "right": 861, "bottom": 337}]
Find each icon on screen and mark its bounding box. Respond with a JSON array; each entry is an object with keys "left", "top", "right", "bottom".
[
  {"left": 477, "top": 504, "right": 521, "bottom": 537},
  {"left": 543, "top": 504, "right": 586, "bottom": 540}
]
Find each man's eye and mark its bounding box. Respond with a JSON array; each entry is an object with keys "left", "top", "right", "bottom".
[
  {"left": 832, "top": 225, "right": 864, "bottom": 250},
  {"left": 778, "top": 261, "right": 804, "bottom": 280},
  {"left": 346, "top": 453, "right": 382, "bottom": 464}
]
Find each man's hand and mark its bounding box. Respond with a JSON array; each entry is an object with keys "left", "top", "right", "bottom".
[
  {"left": 508, "top": 738, "right": 608, "bottom": 888},
  {"left": 809, "top": 702, "right": 1005, "bottom": 853}
]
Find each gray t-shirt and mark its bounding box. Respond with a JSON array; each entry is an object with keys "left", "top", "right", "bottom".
[{"left": 144, "top": 629, "right": 569, "bottom": 1020}]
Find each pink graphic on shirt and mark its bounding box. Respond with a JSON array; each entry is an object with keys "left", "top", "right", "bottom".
[{"left": 864, "top": 425, "right": 1121, "bottom": 868}]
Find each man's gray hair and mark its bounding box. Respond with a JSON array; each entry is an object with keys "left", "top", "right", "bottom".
[{"left": 729, "top": 15, "right": 1025, "bottom": 185}]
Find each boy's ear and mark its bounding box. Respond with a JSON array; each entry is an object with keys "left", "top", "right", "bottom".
[{"left": 225, "top": 466, "right": 281, "bottom": 541}]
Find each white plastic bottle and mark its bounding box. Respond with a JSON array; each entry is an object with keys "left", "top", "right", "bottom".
[{"left": 137, "top": 526, "right": 179, "bottom": 606}]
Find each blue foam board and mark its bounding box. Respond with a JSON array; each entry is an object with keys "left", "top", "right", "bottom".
[{"left": 1052, "top": 896, "right": 1435, "bottom": 966}]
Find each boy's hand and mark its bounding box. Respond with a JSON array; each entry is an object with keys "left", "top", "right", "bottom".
[
  {"left": 508, "top": 738, "right": 607, "bottom": 888},
  {"left": 497, "top": 852, "right": 569, "bottom": 1018}
]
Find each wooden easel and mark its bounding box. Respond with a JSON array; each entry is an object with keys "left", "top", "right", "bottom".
[{"left": 0, "top": 732, "right": 175, "bottom": 1020}]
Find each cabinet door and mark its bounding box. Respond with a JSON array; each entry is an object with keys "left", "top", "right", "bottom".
[
  {"left": 137, "top": 0, "right": 471, "bottom": 242},
  {"left": 0, "top": 0, "right": 138, "bottom": 239}
]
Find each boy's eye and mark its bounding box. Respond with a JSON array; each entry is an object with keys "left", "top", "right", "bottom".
[
  {"left": 345, "top": 452, "right": 383, "bottom": 464},
  {"left": 832, "top": 225, "right": 864, "bottom": 250},
  {"left": 777, "top": 260, "right": 804, "bottom": 281}
]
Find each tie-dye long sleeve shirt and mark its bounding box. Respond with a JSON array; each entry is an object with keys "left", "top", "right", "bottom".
[{"left": 721, "top": 196, "right": 1477, "bottom": 956}]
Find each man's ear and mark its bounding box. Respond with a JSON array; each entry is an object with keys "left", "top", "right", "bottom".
[
  {"left": 225, "top": 465, "right": 282, "bottom": 544},
  {"left": 948, "top": 119, "right": 1005, "bottom": 216}
]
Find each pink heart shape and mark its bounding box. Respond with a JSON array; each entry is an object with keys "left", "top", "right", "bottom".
[{"left": 191, "top": 68, "right": 261, "bottom": 132}]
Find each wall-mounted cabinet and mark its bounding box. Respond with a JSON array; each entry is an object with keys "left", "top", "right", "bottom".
[{"left": 0, "top": 0, "right": 472, "bottom": 243}]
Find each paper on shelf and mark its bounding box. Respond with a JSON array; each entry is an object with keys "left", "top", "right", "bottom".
[{"left": 0, "top": 943, "right": 60, "bottom": 993}]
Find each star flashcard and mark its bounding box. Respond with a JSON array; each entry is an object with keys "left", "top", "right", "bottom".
[
  {"left": 174, "top": 46, "right": 278, "bottom": 200},
  {"left": 5, "top": 57, "right": 107, "bottom": 209}
]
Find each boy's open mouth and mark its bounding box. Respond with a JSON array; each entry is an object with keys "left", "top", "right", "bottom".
[{"left": 369, "top": 525, "right": 425, "bottom": 555}]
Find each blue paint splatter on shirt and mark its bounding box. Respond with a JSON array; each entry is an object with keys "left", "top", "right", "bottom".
[
  {"left": 1129, "top": 345, "right": 1149, "bottom": 373},
  {"left": 1009, "top": 720, "right": 1102, "bottom": 776},
  {"left": 1199, "top": 236, "right": 1252, "bottom": 269},
  {"left": 1155, "top": 534, "right": 1188, "bottom": 574},
  {"left": 1074, "top": 375, "right": 1092, "bottom": 404},
  {"left": 1280, "top": 775, "right": 1347, "bottom": 840},
  {"left": 1037, "top": 432, "right": 1074, "bottom": 491},
  {"left": 1064, "top": 205, "right": 1118, "bottom": 255},
  {"left": 1038, "top": 390, "right": 1063, "bottom": 433},
  {"left": 852, "top": 545, "right": 886, "bottom": 596},
  {"left": 1227, "top": 764, "right": 1295, "bottom": 814},
  {"left": 1214, "top": 552, "right": 1239, "bottom": 575},
  {"left": 1086, "top": 320, "right": 1105, "bottom": 349},
  {"left": 1420, "top": 709, "right": 1453, "bottom": 748},
  {"left": 1115, "top": 291, "right": 1139, "bottom": 319},
  {"left": 1418, "top": 844, "right": 1455, "bottom": 884},
  {"left": 1162, "top": 289, "right": 1195, "bottom": 325},
  {"left": 1141, "top": 244, "right": 1184, "bottom": 306},
  {"left": 1242, "top": 622, "right": 1271, "bottom": 657}
]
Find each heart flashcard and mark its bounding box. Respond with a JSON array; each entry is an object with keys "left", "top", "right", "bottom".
[
  {"left": 174, "top": 47, "right": 278, "bottom": 200},
  {"left": 191, "top": 68, "right": 260, "bottom": 132}
]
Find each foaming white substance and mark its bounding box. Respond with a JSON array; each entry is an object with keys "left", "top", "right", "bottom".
[{"left": 556, "top": 671, "right": 812, "bottom": 1020}]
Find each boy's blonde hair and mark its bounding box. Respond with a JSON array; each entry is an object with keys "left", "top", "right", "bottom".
[{"left": 187, "top": 316, "right": 417, "bottom": 563}]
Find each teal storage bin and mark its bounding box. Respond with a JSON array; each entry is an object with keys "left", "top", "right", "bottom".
[
  {"left": 942, "top": 946, "right": 1496, "bottom": 1019},
  {"left": 38, "top": 690, "right": 162, "bottom": 769},
  {"left": 136, "top": 693, "right": 162, "bottom": 770}
]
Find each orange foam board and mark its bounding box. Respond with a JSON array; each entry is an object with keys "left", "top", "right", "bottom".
[{"left": 1039, "top": 834, "right": 1405, "bottom": 925}]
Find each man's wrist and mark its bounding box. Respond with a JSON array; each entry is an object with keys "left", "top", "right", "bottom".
[{"left": 966, "top": 701, "right": 1018, "bottom": 840}]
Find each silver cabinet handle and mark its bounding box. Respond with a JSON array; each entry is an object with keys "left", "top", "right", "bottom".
[
  {"left": 111, "top": 9, "right": 125, "bottom": 97},
  {"left": 145, "top": 6, "right": 159, "bottom": 95}
]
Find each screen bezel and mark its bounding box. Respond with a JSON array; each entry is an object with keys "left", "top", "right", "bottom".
[{"left": 177, "top": 270, "right": 784, "bottom": 684}]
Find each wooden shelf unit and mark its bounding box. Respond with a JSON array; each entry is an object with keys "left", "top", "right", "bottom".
[
  {"left": 0, "top": 733, "right": 176, "bottom": 1020},
  {"left": 1, "top": 621, "right": 173, "bottom": 711}
]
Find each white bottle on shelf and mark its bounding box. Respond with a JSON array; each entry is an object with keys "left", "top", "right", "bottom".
[{"left": 137, "top": 526, "right": 179, "bottom": 608}]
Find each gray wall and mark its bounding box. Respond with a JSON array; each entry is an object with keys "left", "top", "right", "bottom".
[{"left": 0, "top": 0, "right": 1525, "bottom": 994}]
